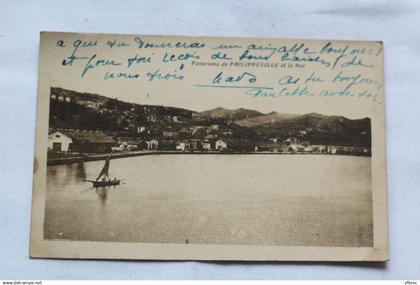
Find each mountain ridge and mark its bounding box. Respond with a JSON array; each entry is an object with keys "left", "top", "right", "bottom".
[{"left": 201, "top": 107, "right": 263, "bottom": 121}]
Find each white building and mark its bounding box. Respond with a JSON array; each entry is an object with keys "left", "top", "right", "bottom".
[
  {"left": 176, "top": 141, "right": 188, "bottom": 151},
  {"left": 201, "top": 140, "right": 212, "bottom": 151},
  {"left": 137, "top": 126, "right": 146, "bottom": 133},
  {"left": 48, "top": 131, "right": 73, "bottom": 152},
  {"left": 51, "top": 94, "right": 71, "bottom": 102},
  {"left": 288, "top": 144, "right": 298, "bottom": 152},
  {"left": 146, "top": 139, "right": 159, "bottom": 150}
]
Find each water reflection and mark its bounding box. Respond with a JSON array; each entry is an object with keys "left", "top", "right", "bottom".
[
  {"left": 75, "top": 162, "right": 86, "bottom": 181},
  {"left": 94, "top": 185, "right": 122, "bottom": 207},
  {"left": 48, "top": 167, "right": 58, "bottom": 180},
  {"left": 55, "top": 163, "right": 88, "bottom": 186},
  {"left": 45, "top": 155, "right": 373, "bottom": 246},
  {"left": 95, "top": 187, "right": 108, "bottom": 206}
]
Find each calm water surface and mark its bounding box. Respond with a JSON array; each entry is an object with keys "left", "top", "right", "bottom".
[{"left": 44, "top": 154, "right": 372, "bottom": 246}]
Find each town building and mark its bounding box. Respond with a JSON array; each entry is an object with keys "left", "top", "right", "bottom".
[
  {"left": 147, "top": 113, "right": 157, "bottom": 122},
  {"left": 145, "top": 139, "right": 159, "bottom": 150},
  {"left": 159, "top": 140, "right": 177, "bottom": 151},
  {"left": 113, "top": 139, "right": 144, "bottom": 151},
  {"left": 137, "top": 140, "right": 149, "bottom": 150},
  {"left": 51, "top": 93, "right": 72, "bottom": 103},
  {"left": 255, "top": 142, "right": 288, "bottom": 153},
  {"left": 136, "top": 126, "right": 146, "bottom": 134},
  {"left": 163, "top": 130, "right": 178, "bottom": 138},
  {"left": 48, "top": 130, "right": 73, "bottom": 152},
  {"left": 224, "top": 139, "right": 255, "bottom": 152},
  {"left": 176, "top": 141, "right": 189, "bottom": 151},
  {"left": 215, "top": 139, "right": 227, "bottom": 150},
  {"left": 189, "top": 139, "right": 203, "bottom": 151},
  {"left": 178, "top": 130, "right": 193, "bottom": 139},
  {"left": 215, "top": 139, "right": 254, "bottom": 152},
  {"left": 201, "top": 139, "right": 212, "bottom": 151},
  {"left": 192, "top": 113, "right": 202, "bottom": 121},
  {"left": 204, "top": 134, "right": 218, "bottom": 139},
  {"left": 288, "top": 144, "right": 298, "bottom": 153}
]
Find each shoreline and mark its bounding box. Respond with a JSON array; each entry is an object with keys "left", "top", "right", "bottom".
[{"left": 47, "top": 150, "right": 371, "bottom": 166}]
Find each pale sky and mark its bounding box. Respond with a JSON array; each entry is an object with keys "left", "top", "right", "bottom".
[{"left": 54, "top": 81, "right": 376, "bottom": 120}]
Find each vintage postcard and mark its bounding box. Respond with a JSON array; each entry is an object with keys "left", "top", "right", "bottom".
[{"left": 30, "top": 32, "right": 388, "bottom": 261}]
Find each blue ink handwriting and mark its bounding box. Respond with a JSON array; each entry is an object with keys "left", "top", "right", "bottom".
[
  {"left": 135, "top": 37, "right": 205, "bottom": 49},
  {"left": 146, "top": 69, "right": 184, "bottom": 82},
  {"left": 81, "top": 54, "right": 122, "bottom": 77},
  {"left": 212, "top": 71, "right": 257, "bottom": 85},
  {"left": 127, "top": 54, "right": 152, "bottom": 68}
]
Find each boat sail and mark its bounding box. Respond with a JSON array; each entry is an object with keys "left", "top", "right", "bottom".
[{"left": 86, "top": 154, "right": 120, "bottom": 187}]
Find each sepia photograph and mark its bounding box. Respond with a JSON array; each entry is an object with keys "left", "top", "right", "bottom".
[{"left": 45, "top": 86, "right": 373, "bottom": 247}]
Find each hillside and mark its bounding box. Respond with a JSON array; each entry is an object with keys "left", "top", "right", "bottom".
[
  {"left": 236, "top": 112, "right": 371, "bottom": 146},
  {"left": 236, "top": 112, "right": 300, "bottom": 127},
  {"left": 49, "top": 87, "right": 196, "bottom": 132},
  {"left": 49, "top": 87, "right": 371, "bottom": 147},
  {"left": 51, "top": 87, "right": 109, "bottom": 105}
]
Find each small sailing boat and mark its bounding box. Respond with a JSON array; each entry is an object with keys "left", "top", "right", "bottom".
[{"left": 86, "top": 154, "right": 120, "bottom": 187}]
